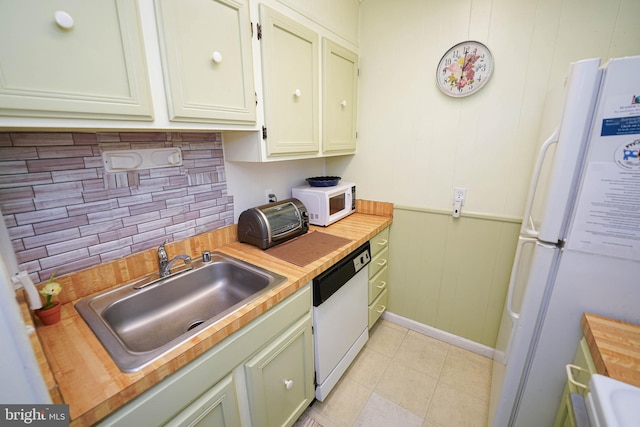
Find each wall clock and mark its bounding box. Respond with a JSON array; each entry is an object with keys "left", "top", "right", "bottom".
[{"left": 436, "top": 41, "right": 493, "bottom": 97}]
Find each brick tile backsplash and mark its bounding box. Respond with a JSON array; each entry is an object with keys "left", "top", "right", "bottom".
[{"left": 0, "top": 131, "right": 232, "bottom": 283}]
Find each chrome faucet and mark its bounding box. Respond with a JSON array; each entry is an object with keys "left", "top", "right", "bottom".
[{"left": 158, "top": 242, "right": 192, "bottom": 277}]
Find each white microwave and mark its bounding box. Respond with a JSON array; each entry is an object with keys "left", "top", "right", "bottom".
[{"left": 292, "top": 182, "right": 356, "bottom": 226}]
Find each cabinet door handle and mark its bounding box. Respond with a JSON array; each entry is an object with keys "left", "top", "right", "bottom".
[
  {"left": 376, "top": 305, "right": 386, "bottom": 314},
  {"left": 212, "top": 51, "right": 223, "bottom": 63},
  {"left": 565, "top": 364, "right": 589, "bottom": 391},
  {"left": 340, "top": 100, "right": 347, "bottom": 107},
  {"left": 376, "top": 259, "right": 387, "bottom": 267},
  {"left": 284, "top": 379, "right": 294, "bottom": 390},
  {"left": 293, "top": 89, "right": 302, "bottom": 97},
  {"left": 376, "top": 281, "right": 387, "bottom": 289},
  {"left": 54, "top": 11, "right": 74, "bottom": 29}
]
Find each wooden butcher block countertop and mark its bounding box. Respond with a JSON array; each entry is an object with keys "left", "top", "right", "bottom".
[
  {"left": 26, "top": 201, "right": 392, "bottom": 426},
  {"left": 582, "top": 312, "right": 640, "bottom": 388}
]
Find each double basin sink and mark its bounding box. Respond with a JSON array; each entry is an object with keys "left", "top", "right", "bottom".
[{"left": 75, "top": 252, "right": 287, "bottom": 372}]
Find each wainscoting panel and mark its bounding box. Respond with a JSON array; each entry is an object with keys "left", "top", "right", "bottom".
[{"left": 388, "top": 206, "right": 521, "bottom": 348}]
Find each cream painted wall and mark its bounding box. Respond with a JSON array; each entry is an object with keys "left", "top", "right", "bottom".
[
  {"left": 324, "top": 0, "right": 640, "bottom": 348},
  {"left": 327, "top": 0, "right": 640, "bottom": 217},
  {"left": 224, "top": 158, "right": 326, "bottom": 221}
]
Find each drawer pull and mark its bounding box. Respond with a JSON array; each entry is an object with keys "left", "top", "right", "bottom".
[
  {"left": 284, "top": 379, "right": 294, "bottom": 390},
  {"left": 376, "top": 281, "right": 387, "bottom": 289},
  {"left": 377, "top": 239, "right": 388, "bottom": 246},
  {"left": 376, "top": 259, "right": 387, "bottom": 267},
  {"left": 376, "top": 305, "right": 386, "bottom": 314},
  {"left": 565, "top": 364, "right": 589, "bottom": 391}
]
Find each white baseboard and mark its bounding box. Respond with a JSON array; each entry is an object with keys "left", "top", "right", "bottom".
[{"left": 382, "top": 311, "right": 496, "bottom": 359}]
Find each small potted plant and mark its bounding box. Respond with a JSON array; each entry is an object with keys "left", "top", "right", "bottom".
[{"left": 35, "top": 271, "right": 63, "bottom": 325}]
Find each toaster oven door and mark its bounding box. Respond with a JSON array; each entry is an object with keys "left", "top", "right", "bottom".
[{"left": 261, "top": 201, "right": 304, "bottom": 242}]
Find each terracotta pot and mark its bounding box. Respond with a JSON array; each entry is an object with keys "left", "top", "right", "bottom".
[{"left": 35, "top": 303, "right": 61, "bottom": 325}]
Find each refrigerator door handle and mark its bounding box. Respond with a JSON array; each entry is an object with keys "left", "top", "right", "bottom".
[
  {"left": 520, "top": 127, "right": 560, "bottom": 237},
  {"left": 506, "top": 236, "right": 538, "bottom": 321}
]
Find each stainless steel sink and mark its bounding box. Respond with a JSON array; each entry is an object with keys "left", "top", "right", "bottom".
[{"left": 75, "top": 252, "right": 287, "bottom": 372}]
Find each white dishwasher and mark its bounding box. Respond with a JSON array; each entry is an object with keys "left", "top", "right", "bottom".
[{"left": 312, "top": 242, "right": 371, "bottom": 401}]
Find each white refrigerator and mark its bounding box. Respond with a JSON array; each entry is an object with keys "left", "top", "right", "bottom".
[{"left": 489, "top": 55, "right": 640, "bottom": 427}]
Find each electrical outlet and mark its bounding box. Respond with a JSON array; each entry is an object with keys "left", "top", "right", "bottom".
[
  {"left": 453, "top": 187, "right": 467, "bottom": 205},
  {"left": 264, "top": 189, "right": 276, "bottom": 203},
  {"left": 452, "top": 187, "right": 466, "bottom": 218}
]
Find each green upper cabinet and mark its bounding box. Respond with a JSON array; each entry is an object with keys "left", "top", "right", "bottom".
[
  {"left": 322, "top": 39, "right": 358, "bottom": 155},
  {"left": 223, "top": 3, "right": 359, "bottom": 162},
  {"left": 154, "top": 0, "right": 256, "bottom": 124},
  {"left": 259, "top": 4, "right": 319, "bottom": 157},
  {"left": 0, "top": 0, "right": 153, "bottom": 121}
]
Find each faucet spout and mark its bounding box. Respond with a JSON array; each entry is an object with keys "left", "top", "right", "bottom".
[
  {"left": 161, "top": 254, "right": 192, "bottom": 277},
  {"left": 157, "top": 242, "right": 192, "bottom": 277}
]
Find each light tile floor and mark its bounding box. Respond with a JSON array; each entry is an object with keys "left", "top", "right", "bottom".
[{"left": 300, "top": 320, "right": 492, "bottom": 427}]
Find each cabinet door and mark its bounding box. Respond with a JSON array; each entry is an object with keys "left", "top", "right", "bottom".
[
  {"left": 244, "top": 314, "right": 314, "bottom": 427},
  {"left": 165, "top": 374, "right": 241, "bottom": 427},
  {"left": 260, "top": 5, "right": 319, "bottom": 157},
  {"left": 155, "top": 0, "right": 256, "bottom": 124},
  {"left": 0, "top": 0, "right": 152, "bottom": 120},
  {"left": 322, "top": 39, "right": 358, "bottom": 154}
]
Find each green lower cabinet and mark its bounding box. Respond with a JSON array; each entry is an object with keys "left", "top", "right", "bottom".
[
  {"left": 368, "top": 288, "right": 388, "bottom": 328},
  {"left": 165, "top": 374, "right": 241, "bottom": 427},
  {"left": 244, "top": 314, "right": 314, "bottom": 427},
  {"left": 368, "top": 227, "right": 390, "bottom": 328},
  {"left": 97, "top": 285, "right": 313, "bottom": 427},
  {"left": 553, "top": 337, "right": 596, "bottom": 427}
]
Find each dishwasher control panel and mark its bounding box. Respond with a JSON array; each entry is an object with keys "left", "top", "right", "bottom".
[{"left": 353, "top": 250, "right": 370, "bottom": 273}]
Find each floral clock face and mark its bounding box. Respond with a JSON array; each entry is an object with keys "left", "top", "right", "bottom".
[{"left": 436, "top": 41, "right": 493, "bottom": 97}]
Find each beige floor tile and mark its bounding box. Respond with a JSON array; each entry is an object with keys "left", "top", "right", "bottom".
[
  {"left": 439, "top": 347, "right": 492, "bottom": 401},
  {"left": 345, "top": 347, "right": 391, "bottom": 390},
  {"left": 312, "top": 376, "right": 371, "bottom": 427},
  {"left": 354, "top": 392, "right": 423, "bottom": 427},
  {"left": 448, "top": 345, "right": 493, "bottom": 369},
  {"left": 303, "top": 406, "right": 341, "bottom": 427},
  {"left": 426, "top": 382, "right": 489, "bottom": 427},
  {"left": 393, "top": 330, "right": 450, "bottom": 379},
  {"left": 375, "top": 358, "right": 438, "bottom": 418},
  {"left": 296, "top": 320, "right": 492, "bottom": 427},
  {"left": 378, "top": 319, "right": 409, "bottom": 333},
  {"left": 365, "top": 321, "right": 408, "bottom": 358}
]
